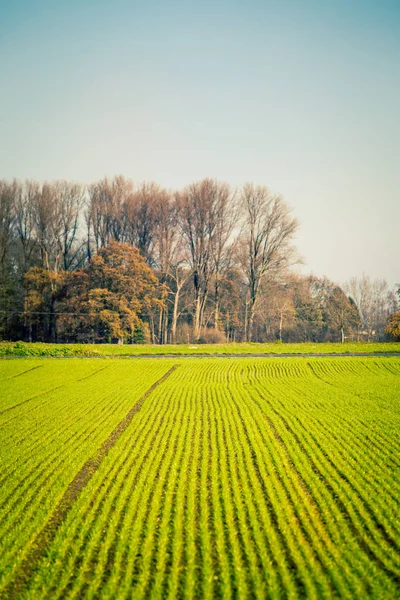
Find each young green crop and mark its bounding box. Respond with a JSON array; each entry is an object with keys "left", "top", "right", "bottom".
[
  {"left": 0, "top": 359, "right": 176, "bottom": 592},
  {"left": 0, "top": 357, "right": 399, "bottom": 599}
]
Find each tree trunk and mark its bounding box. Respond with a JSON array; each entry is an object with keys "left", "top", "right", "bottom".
[
  {"left": 150, "top": 315, "right": 156, "bottom": 344},
  {"left": 247, "top": 296, "right": 256, "bottom": 342},
  {"left": 48, "top": 295, "right": 57, "bottom": 342},
  {"left": 163, "top": 310, "right": 168, "bottom": 345},
  {"left": 199, "top": 291, "right": 208, "bottom": 335},
  {"left": 158, "top": 306, "right": 163, "bottom": 344},
  {"left": 214, "top": 276, "right": 220, "bottom": 330},
  {"left": 194, "top": 294, "right": 201, "bottom": 340},
  {"left": 244, "top": 299, "right": 248, "bottom": 342},
  {"left": 171, "top": 286, "right": 182, "bottom": 344}
]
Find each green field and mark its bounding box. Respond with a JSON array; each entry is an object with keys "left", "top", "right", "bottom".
[
  {"left": 1, "top": 357, "right": 399, "bottom": 599},
  {"left": 1, "top": 340, "right": 399, "bottom": 357}
]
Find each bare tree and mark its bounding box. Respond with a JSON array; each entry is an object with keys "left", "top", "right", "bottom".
[
  {"left": 86, "top": 176, "right": 131, "bottom": 254},
  {"left": 239, "top": 184, "right": 298, "bottom": 341},
  {"left": 166, "top": 230, "right": 194, "bottom": 345},
  {"left": 31, "top": 182, "right": 64, "bottom": 271},
  {"left": 123, "top": 182, "right": 161, "bottom": 263},
  {"left": 54, "top": 181, "right": 86, "bottom": 270},
  {"left": 178, "top": 179, "right": 222, "bottom": 340},
  {"left": 0, "top": 180, "right": 18, "bottom": 336},
  {"left": 153, "top": 190, "right": 178, "bottom": 342},
  {"left": 0, "top": 179, "right": 17, "bottom": 268},
  {"left": 261, "top": 279, "right": 296, "bottom": 341},
  {"left": 15, "top": 180, "right": 39, "bottom": 271},
  {"left": 153, "top": 193, "right": 192, "bottom": 343},
  {"left": 210, "top": 183, "right": 238, "bottom": 331},
  {"left": 344, "top": 275, "right": 397, "bottom": 340},
  {"left": 154, "top": 191, "right": 178, "bottom": 278}
]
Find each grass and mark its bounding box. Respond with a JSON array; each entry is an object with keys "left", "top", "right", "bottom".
[
  {"left": 0, "top": 339, "right": 399, "bottom": 357},
  {"left": 0, "top": 357, "right": 399, "bottom": 598}
]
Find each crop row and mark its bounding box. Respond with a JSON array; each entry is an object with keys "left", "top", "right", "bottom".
[
  {"left": 243, "top": 365, "right": 400, "bottom": 579},
  {"left": 3, "top": 357, "right": 397, "bottom": 599},
  {"left": 0, "top": 359, "right": 176, "bottom": 592}
]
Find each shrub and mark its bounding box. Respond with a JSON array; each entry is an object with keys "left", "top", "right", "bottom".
[{"left": 197, "top": 328, "right": 227, "bottom": 344}]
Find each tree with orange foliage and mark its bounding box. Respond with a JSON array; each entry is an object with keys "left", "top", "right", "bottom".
[
  {"left": 24, "top": 242, "right": 163, "bottom": 343},
  {"left": 24, "top": 267, "right": 67, "bottom": 342},
  {"left": 385, "top": 312, "right": 400, "bottom": 340},
  {"left": 58, "top": 242, "right": 162, "bottom": 343},
  {"left": 385, "top": 289, "right": 400, "bottom": 341}
]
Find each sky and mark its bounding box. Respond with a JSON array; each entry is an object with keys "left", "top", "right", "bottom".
[{"left": 0, "top": 0, "right": 399, "bottom": 288}]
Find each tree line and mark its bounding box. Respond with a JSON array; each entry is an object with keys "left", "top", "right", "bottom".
[{"left": 0, "top": 177, "right": 398, "bottom": 344}]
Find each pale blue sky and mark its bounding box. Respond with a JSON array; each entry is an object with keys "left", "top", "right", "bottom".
[{"left": 0, "top": 0, "right": 399, "bottom": 287}]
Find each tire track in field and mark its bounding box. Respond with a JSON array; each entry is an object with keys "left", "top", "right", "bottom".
[
  {"left": 297, "top": 418, "right": 400, "bottom": 558},
  {"left": 77, "top": 365, "right": 109, "bottom": 381},
  {"left": 0, "top": 366, "right": 110, "bottom": 418},
  {"left": 138, "top": 398, "right": 190, "bottom": 599},
  {"left": 0, "top": 380, "right": 119, "bottom": 484},
  {"left": 7, "top": 365, "right": 44, "bottom": 379},
  {"left": 117, "top": 399, "right": 183, "bottom": 594},
  {"left": 0, "top": 376, "right": 168, "bottom": 585},
  {"left": 0, "top": 377, "right": 126, "bottom": 491},
  {"left": 73, "top": 392, "right": 181, "bottom": 599},
  {"left": 254, "top": 399, "right": 374, "bottom": 596},
  {"left": 263, "top": 415, "right": 322, "bottom": 513},
  {"left": 0, "top": 386, "right": 65, "bottom": 417},
  {"left": 54, "top": 392, "right": 177, "bottom": 598},
  {"left": 0, "top": 393, "right": 140, "bottom": 536},
  {"left": 0, "top": 380, "right": 131, "bottom": 502},
  {"left": 1, "top": 364, "right": 180, "bottom": 600},
  {"left": 193, "top": 393, "right": 208, "bottom": 599}
]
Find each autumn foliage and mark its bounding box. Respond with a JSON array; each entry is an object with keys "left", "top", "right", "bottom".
[
  {"left": 24, "top": 242, "right": 162, "bottom": 343},
  {"left": 1, "top": 177, "right": 398, "bottom": 344},
  {"left": 385, "top": 311, "right": 400, "bottom": 341}
]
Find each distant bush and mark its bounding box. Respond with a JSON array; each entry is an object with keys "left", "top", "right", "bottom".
[{"left": 198, "top": 329, "right": 227, "bottom": 344}]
